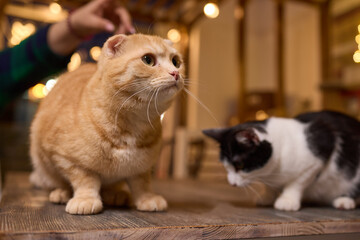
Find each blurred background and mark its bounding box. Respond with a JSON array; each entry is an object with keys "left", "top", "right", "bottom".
[{"left": 1, "top": 0, "right": 360, "bottom": 183}]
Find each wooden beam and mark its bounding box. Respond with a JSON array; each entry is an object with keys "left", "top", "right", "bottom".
[
  {"left": 238, "top": 0, "right": 247, "bottom": 122},
  {"left": 276, "top": 0, "right": 286, "bottom": 116},
  {"left": 164, "top": 0, "right": 184, "bottom": 22},
  {"left": 287, "top": 0, "right": 326, "bottom": 6},
  {"left": 319, "top": 0, "right": 330, "bottom": 107},
  {"left": 4, "top": 4, "right": 68, "bottom": 23}
]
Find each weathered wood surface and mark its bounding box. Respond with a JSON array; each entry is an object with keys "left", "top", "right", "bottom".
[{"left": 1, "top": 172, "right": 360, "bottom": 239}]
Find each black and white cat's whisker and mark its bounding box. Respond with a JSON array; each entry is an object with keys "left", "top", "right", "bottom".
[
  {"left": 246, "top": 184, "right": 263, "bottom": 203},
  {"left": 183, "top": 88, "right": 219, "bottom": 125}
]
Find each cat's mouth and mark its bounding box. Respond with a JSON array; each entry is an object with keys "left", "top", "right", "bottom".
[{"left": 161, "top": 81, "right": 183, "bottom": 92}]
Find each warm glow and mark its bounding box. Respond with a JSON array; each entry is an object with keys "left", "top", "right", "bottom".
[
  {"left": 358, "top": 24, "right": 360, "bottom": 33},
  {"left": 356, "top": 34, "right": 360, "bottom": 44},
  {"left": 45, "top": 79, "right": 57, "bottom": 93},
  {"left": 10, "top": 21, "right": 36, "bottom": 46},
  {"left": 353, "top": 50, "right": 360, "bottom": 63},
  {"left": 67, "top": 52, "right": 81, "bottom": 72},
  {"left": 49, "top": 2, "right": 62, "bottom": 15},
  {"left": 29, "top": 83, "right": 47, "bottom": 100},
  {"left": 204, "top": 3, "right": 219, "bottom": 19},
  {"left": 167, "top": 29, "right": 181, "bottom": 43},
  {"left": 234, "top": 5, "right": 244, "bottom": 20},
  {"left": 255, "top": 110, "right": 269, "bottom": 121},
  {"left": 90, "top": 46, "right": 101, "bottom": 61}
]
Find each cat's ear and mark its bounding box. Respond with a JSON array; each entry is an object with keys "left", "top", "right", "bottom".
[
  {"left": 235, "top": 129, "right": 260, "bottom": 146},
  {"left": 104, "top": 34, "right": 128, "bottom": 57},
  {"left": 202, "top": 128, "right": 228, "bottom": 142}
]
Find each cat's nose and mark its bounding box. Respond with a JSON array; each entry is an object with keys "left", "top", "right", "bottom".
[{"left": 170, "top": 71, "right": 179, "bottom": 81}]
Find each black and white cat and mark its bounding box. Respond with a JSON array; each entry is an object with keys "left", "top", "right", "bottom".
[{"left": 203, "top": 110, "right": 360, "bottom": 211}]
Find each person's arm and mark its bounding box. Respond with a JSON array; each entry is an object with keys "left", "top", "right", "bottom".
[
  {"left": 48, "top": 0, "right": 134, "bottom": 56},
  {"left": 0, "top": 0, "right": 134, "bottom": 111},
  {"left": 0, "top": 25, "right": 72, "bottom": 110}
]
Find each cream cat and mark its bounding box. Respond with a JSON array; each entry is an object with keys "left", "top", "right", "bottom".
[{"left": 30, "top": 34, "right": 184, "bottom": 215}]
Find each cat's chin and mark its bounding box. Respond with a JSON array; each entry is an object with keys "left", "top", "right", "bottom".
[
  {"left": 160, "top": 84, "right": 183, "bottom": 96},
  {"left": 227, "top": 172, "right": 250, "bottom": 187}
]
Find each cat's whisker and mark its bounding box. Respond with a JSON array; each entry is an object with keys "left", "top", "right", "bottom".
[
  {"left": 154, "top": 88, "right": 161, "bottom": 117},
  {"left": 246, "top": 184, "right": 263, "bottom": 203},
  {"left": 115, "top": 86, "right": 152, "bottom": 125},
  {"left": 147, "top": 89, "right": 157, "bottom": 130},
  {"left": 183, "top": 88, "right": 218, "bottom": 125}
]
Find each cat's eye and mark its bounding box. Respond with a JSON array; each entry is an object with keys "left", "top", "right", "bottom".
[
  {"left": 142, "top": 54, "right": 156, "bottom": 66},
  {"left": 172, "top": 55, "right": 181, "bottom": 68}
]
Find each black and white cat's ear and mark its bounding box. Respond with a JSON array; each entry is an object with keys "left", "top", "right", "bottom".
[
  {"left": 235, "top": 129, "right": 260, "bottom": 146},
  {"left": 202, "top": 128, "right": 228, "bottom": 142},
  {"left": 104, "top": 34, "right": 127, "bottom": 57}
]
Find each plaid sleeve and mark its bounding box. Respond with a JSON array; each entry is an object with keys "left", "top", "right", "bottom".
[{"left": 0, "top": 25, "right": 72, "bottom": 111}]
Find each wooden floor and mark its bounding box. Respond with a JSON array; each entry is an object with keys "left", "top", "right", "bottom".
[{"left": 1, "top": 172, "right": 360, "bottom": 239}]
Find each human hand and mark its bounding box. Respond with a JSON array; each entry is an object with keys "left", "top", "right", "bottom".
[{"left": 69, "top": 0, "right": 135, "bottom": 38}]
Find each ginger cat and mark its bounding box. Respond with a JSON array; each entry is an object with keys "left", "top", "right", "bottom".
[{"left": 30, "top": 34, "right": 184, "bottom": 215}]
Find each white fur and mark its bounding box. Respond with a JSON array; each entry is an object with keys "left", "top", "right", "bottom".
[{"left": 222, "top": 117, "right": 358, "bottom": 211}]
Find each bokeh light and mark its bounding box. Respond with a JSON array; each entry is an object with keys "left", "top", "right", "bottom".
[
  {"left": 90, "top": 46, "right": 101, "bottom": 61},
  {"left": 167, "top": 29, "right": 181, "bottom": 43},
  {"left": 49, "top": 2, "right": 62, "bottom": 15},
  {"left": 204, "top": 3, "right": 219, "bottom": 19},
  {"left": 67, "top": 52, "right": 81, "bottom": 72}
]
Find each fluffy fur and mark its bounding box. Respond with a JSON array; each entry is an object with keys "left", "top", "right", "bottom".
[
  {"left": 203, "top": 111, "right": 360, "bottom": 211},
  {"left": 30, "top": 34, "right": 184, "bottom": 215}
]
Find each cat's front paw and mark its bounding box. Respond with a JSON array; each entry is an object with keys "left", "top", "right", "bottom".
[
  {"left": 274, "top": 196, "right": 301, "bottom": 211},
  {"left": 333, "top": 196, "right": 356, "bottom": 210},
  {"left": 49, "top": 188, "right": 71, "bottom": 204},
  {"left": 65, "top": 197, "right": 103, "bottom": 215},
  {"left": 135, "top": 193, "right": 167, "bottom": 212}
]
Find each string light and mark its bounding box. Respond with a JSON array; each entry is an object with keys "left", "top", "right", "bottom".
[
  {"left": 29, "top": 83, "right": 47, "bottom": 100},
  {"left": 10, "top": 21, "right": 36, "bottom": 46},
  {"left": 353, "top": 50, "right": 360, "bottom": 63},
  {"left": 167, "top": 29, "right": 181, "bottom": 43},
  {"left": 204, "top": 3, "right": 219, "bottom": 19},
  {"left": 67, "top": 52, "right": 81, "bottom": 72},
  {"left": 354, "top": 24, "right": 360, "bottom": 63},
  {"left": 49, "top": 2, "right": 62, "bottom": 15},
  {"left": 90, "top": 46, "right": 101, "bottom": 61},
  {"left": 255, "top": 110, "right": 269, "bottom": 121}
]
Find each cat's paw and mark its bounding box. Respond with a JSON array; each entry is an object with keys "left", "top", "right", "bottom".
[
  {"left": 274, "top": 196, "right": 301, "bottom": 211},
  {"left": 101, "top": 190, "right": 130, "bottom": 207},
  {"left": 49, "top": 188, "right": 71, "bottom": 204},
  {"left": 65, "top": 197, "right": 103, "bottom": 215},
  {"left": 135, "top": 193, "right": 167, "bottom": 212},
  {"left": 333, "top": 196, "right": 356, "bottom": 210}
]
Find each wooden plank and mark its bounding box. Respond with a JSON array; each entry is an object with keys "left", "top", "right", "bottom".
[
  {"left": 4, "top": 4, "right": 68, "bottom": 23},
  {"left": 1, "top": 172, "right": 360, "bottom": 239}
]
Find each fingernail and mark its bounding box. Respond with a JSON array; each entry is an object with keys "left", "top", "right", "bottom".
[
  {"left": 106, "top": 23, "right": 115, "bottom": 32},
  {"left": 130, "top": 27, "right": 136, "bottom": 34}
]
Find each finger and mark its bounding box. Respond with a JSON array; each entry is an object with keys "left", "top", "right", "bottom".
[
  {"left": 116, "top": 25, "right": 126, "bottom": 34},
  {"left": 116, "top": 7, "right": 135, "bottom": 34},
  {"left": 87, "top": 0, "right": 109, "bottom": 10},
  {"left": 89, "top": 16, "right": 115, "bottom": 33}
]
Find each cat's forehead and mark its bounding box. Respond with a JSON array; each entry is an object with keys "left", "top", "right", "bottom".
[{"left": 127, "top": 34, "right": 178, "bottom": 56}]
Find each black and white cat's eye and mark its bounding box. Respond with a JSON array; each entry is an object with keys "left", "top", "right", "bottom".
[
  {"left": 172, "top": 55, "right": 181, "bottom": 68},
  {"left": 142, "top": 54, "right": 156, "bottom": 66}
]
